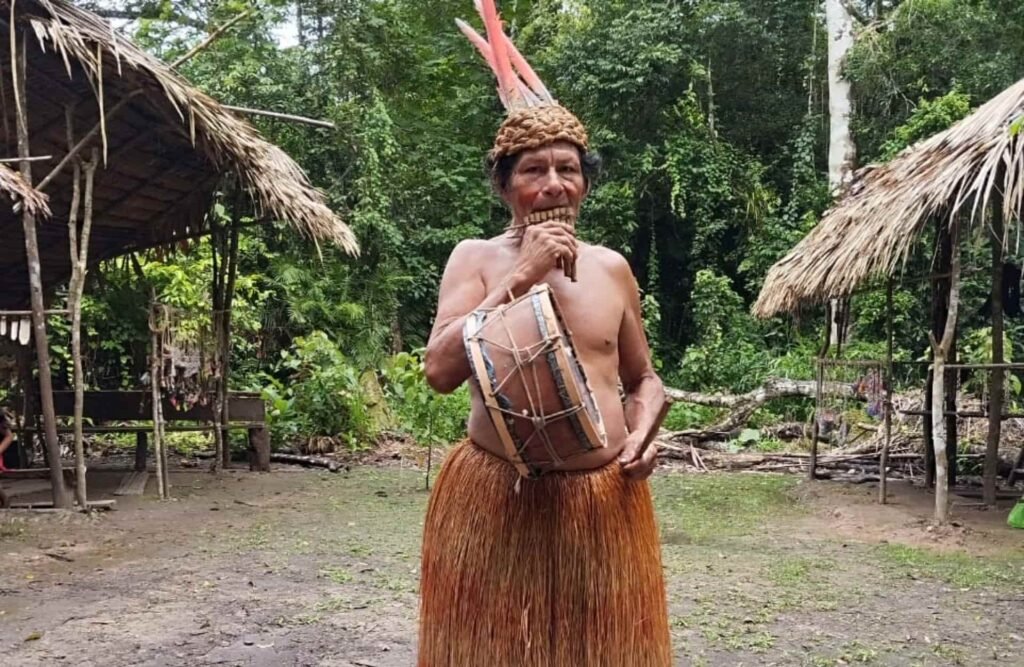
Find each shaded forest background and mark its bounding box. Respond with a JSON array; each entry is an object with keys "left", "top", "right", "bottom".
[{"left": 34, "top": 0, "right": 1024, "bottom": 452}]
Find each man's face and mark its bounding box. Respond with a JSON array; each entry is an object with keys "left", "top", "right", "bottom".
[{"left": 502, "top": 141, "right": 588, "bottom": 222}]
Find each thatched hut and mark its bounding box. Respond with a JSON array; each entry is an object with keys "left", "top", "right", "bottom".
[
  {"left": 1, "top": 0, "right": 357, "bottom": 307},
  {"left": 753, "top": 76, "right": 1024, "bottom": 521},
  {"left": 0, "top": 0, "right": 358, "bottom": 508}
]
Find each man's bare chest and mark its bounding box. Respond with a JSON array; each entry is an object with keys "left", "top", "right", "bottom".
[{"left": 480, "top": 251, "right": 624, "bottom": 358}]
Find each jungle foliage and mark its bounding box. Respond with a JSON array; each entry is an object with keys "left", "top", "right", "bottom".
[{"left": 54, "top": 0, "right": 1024, "bottom": 451}]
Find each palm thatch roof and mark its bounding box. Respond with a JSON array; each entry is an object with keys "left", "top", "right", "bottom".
[
  {"left": 0, "top": 0, "right": 357, "bottom": 308},
  {"left": 754, "top": 77, "right": 1024, "bottom": 318},
  {"left": 0, "top": 163, "right": 49, "bottom": 217}
]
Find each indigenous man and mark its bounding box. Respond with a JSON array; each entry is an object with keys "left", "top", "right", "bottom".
[{"left": 417, "top": 4, "right": 672, "bottom": 665}]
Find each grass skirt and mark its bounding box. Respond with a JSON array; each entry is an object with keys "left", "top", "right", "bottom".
[{"left": 418, "top": 439, "right": 671, "bottom": 666}]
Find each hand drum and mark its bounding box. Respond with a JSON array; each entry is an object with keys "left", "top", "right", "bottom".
[{"left": 463, "top": 283, "right": 607, "bottom": 478}]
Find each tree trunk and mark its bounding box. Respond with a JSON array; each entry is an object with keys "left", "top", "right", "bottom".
[
  {"left": 664, "top": 377, "right": 860, "bottom": 442},
  {"left": 929, "top": 222, "right": 961, "bottom": 524},
  {"left": 12, "top": 28, "right": 69, "bottom": 508},
  {"left": 984, "top": 201, "right": 1005, "bottom": 506},
  {"left": 826, "top": 0, "right": 857, "bottom": 347}
]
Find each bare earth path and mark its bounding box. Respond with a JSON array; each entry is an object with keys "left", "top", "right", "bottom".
[{"left": 1, "top": 461, "right": 1022, "bottom": 666}]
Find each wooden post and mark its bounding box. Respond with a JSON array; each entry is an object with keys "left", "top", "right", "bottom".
[
  {"left": 929, "top": 220, "right": 961, "bottom": 524},
  {"left": 879, "top": 278, "right": 893, "bottom": 504},
  {"left": 210, "top": 189, "right": 242, "bottom": 471},
  {"left": 15, "top": 346, "right": 34, "bottom": 468},
  {"left": 210, "top": 222, "right": 224, "bottom": 472},
  {"left": 248, "top": 427, "right": 270, "bottom": 472},
  {"left": 809, "top": 357, "right": 824, "bottom": 480},
  {"left": 134, "top": 431, "right": 148, "bottom": 472},
  {"left": 984, "top": 198, "right": 1005, "bottom": 506},
  {"left": 923, "top": 366, "right": 935, "bottom": 487},
  {"left": 946, "top": 334, "right": 959, "bottom": 486},
  {"left": 67, "top": 102, "right": 98, "bottom": 509},
  {"left": 11, "top": 24, "right": 69, "bottom": 508},
  {"left": 808, "top": 312, "right": 831, "bottom": 481},
  {"left": 220, "top": 211, "right": 240, "bottom": 469},
  {"left": 149, "top": 308, "right": 167, "bottom": 499},
  {"left": 925, "top": 215, "right": 953, "bottom": 488}
]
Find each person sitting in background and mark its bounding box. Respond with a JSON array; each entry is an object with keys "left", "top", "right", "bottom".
[{"left": 0, "top": 409, "right": 17, "bottom": 472}]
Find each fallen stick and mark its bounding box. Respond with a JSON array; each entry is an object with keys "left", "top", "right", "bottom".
[{"left": 269, "top": 453, "right": 343, "bottom": 473}]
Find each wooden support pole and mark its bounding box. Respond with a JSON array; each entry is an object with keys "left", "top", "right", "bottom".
[
  {"left": 34, "top": 90, "right": 143, "bottom": 193},
  {"left": 66, "top": 104, "right": 100, "bottom": 510},
  {"left": 210, "top": 188, "right": 243, "bottom": 471},
  {"left": 879, "top": 278, "right": 893, "bottom": 504},
  {"left": 134, "top": 431, "right": 148, "bottom": 472},
  {"left": 149, "top": 307, "right": 167, "bottom": 499},
  {"left": 16, "top": 346, "right": 34, "bottom": 468},
  {"left": 11, "top": 21, "right": 69, "bottom": 508},
  {"left": 923, "top": 365, "right": 935, "bottom": 487},
  {"left": 946, "top": 333, "right": 958, "bottom": 486},
  {"left": 809, "top": 308, "right": 832, "bottom": 481},
  {"left": 247, "top": 427, "right": 270, "bottom": 472},
  {"left": 809, "top": 357, "right": 823, "bottom": 480},
  {"left": 984, "top": 197, "right": 1005, "bottom": 506},
  {"left": 929, "top": 220, "right": 961, "bottom": 524}
]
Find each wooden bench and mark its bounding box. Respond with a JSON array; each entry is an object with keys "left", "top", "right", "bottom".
[{"left": 24, "top": 390, "right": 271, "bottom": 473}]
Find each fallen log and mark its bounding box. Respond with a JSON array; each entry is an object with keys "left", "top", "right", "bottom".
[
  {"left": 269, "top": 453, "right": 344, "bottom": 473},
  {"left": 664, "top": 377, "right": 860, "bottom": 441}
]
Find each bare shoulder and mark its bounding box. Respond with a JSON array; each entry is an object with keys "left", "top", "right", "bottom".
[
  {"left": 442, "top": 237, "right": 504, "bottom": 274},
  {"left": 581, "top": 243, "right": 635, "bottom": 281},
  {"left": 449, "top": 237, "right": 500, "bottom": 260}
]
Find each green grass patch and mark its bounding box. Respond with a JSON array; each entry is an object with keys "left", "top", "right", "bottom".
[
  {"left": 318, "top": 566, "right": 353, "bottom": 584},
  {"left": 766, "top": 556, "right": 815, "bottom": 586},
  {"left": 652, "top": 473, "right": 800, "bottom": 543},
  {"left": 878, "top": 544, "right": 1024, "bottom": 589},
  {"left": 0, "top": 518, "right": 28, "bottom": 540}
]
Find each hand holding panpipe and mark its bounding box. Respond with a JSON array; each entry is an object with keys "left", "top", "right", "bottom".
[{"left": 523, "top": 206, "right": 578, "bottom": 282}]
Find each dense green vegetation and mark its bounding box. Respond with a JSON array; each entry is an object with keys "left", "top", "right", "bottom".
[{"left": 53, "top": 0, "right": 1024, "bottom": 452}]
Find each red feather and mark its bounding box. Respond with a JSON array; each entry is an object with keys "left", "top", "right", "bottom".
[{"left": 478, "top": 0, "right": 519, "bottom": 107}]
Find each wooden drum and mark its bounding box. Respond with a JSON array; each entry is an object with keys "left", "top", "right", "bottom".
[{"left": 463, "top": 283, "right": 607, "bottom": 478}]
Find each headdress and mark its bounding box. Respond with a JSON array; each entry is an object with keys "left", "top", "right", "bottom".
[{"left": 456, "top": 0, "right": 588, "bottom": 161}]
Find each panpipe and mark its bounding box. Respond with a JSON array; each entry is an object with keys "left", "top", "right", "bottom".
[{"left": 523, "top": 206, "right": 578, "bottom": 282}]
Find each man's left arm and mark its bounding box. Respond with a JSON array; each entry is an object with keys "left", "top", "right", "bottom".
[{"left": 613, "top": 257, "right": 668, "bottom": 480}]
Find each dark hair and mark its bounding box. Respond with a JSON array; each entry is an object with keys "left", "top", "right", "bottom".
[{"left": 486, "top": 146, "right": 603, "bottom": 193}]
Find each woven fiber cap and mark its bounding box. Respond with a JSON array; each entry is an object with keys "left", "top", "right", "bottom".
[{"left": 490, "top": 104, "right": 589, "bottom": 161}]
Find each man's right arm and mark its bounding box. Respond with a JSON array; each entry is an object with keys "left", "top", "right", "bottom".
[
  {"left": 424, "top": 224, "right": 578, "bottom": 394},
  {"left": 423, "top": 241, "right": 525, "bottom": 394}
]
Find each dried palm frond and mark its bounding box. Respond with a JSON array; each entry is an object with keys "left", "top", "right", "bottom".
[{"left": 0, "top": 163, "right": 49, "bottom": 217}]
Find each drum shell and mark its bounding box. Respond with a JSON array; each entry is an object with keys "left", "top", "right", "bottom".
[{"left": 464, "top": 285, "right": 606, "bottom": 476}]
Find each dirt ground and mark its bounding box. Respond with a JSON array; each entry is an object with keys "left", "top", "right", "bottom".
[{"left": 1, "top": 453, "right": 1022, "bottom": 667}]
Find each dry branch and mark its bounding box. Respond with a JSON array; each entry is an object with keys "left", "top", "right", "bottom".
[
  {"left": 170, "top": 10, "right": 254, "bottom": 69},
  {"left": 222, "top": 105, "right": 336, "bottom": 129},
  {"left": 664, "top": 377, "right": 858, "bottom": 441}
]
